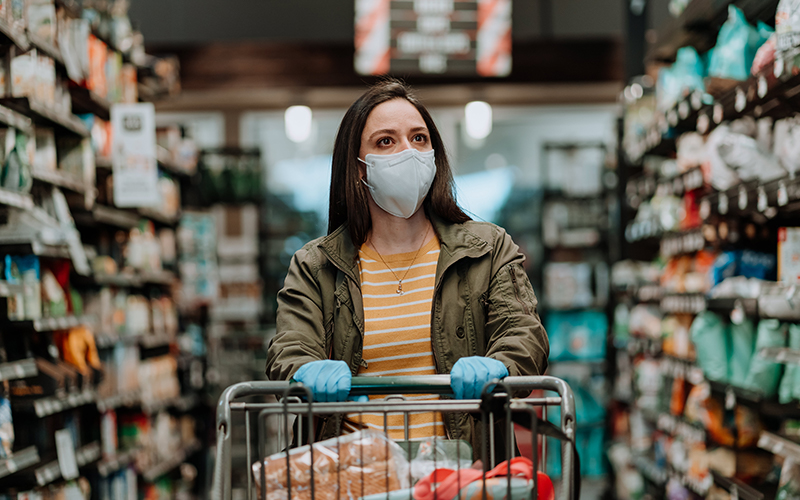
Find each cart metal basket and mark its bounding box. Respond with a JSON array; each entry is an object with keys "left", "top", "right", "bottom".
[{"left": 211, "top": 375, "right": 578, "bottom": 500}]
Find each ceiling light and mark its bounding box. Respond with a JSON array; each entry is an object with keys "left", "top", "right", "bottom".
[
  {"left": 465, "top": 101, "right": 492, "bottom": 140},
  {"left": 285, "top": 105, "right": 313, "bottom": 143}
]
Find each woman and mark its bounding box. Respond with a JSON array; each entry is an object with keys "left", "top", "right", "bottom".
[{"left": 266, "top": 79, "right": 548, "bottom": 445}]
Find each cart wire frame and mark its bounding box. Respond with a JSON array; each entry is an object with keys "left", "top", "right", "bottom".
[{"left": 211, "top": 375, "right": 577, "bottom": 500}]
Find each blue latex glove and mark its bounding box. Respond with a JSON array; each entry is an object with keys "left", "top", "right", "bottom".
[
  {"left": 292, "top": 360, "right": 354, "bottom": 403},
  {"left": 450, "top": 356, "right": 509, "bottom": 400}
]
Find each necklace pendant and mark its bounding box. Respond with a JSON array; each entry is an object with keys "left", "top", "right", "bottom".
[{"left": 396, "top": 283, "right": 403, "bottom": 295}]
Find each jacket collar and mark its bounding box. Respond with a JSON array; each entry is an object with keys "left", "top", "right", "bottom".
[{"left": 318, "top": 213, "right": 494, "bottom": 284}]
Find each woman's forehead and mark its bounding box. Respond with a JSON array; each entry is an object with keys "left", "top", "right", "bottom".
[{"left": 364, "top": 98, "right": 426, "bottom": 131}]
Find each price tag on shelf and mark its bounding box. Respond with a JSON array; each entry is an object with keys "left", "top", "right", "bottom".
[
  {"left": 758, "top": 186, "right": 768, "bottom": 212},
  {"left": 779, "top": 181, "right": 789, "bottom": 207},
  {"left": 697, "top": 113, "right": 710, "bottom": 134},
  {"left": 713, "top": 103, "right": 724, "bottom": 124},
  {"left": 731, "top": 300, "right": 745, "bottom": 325},
  {"left": 731, "top": 484, "right": 739, "bottom": 500},
  {"left": 668, "top": 109, "right": 679, "bottom": 126},
  {"left": 758, "top": 76, "right": 768, "bottom": 98},
  {"left": 776, "top": 56, "right": 785, "bottom": 78},
  {"left": 699, "top": 199, "right": 711, "bottom": 220},
  {"left": 735, "top": 87, "right": 746, "bottom": 112},
  {"left": 691, "top": 90, "right": 703, "bottom": 109},
  {"left": 725, "top": 387, "right": 736, "bottom": 411},
  {"left": 55, "top": 429, "right": 79, "bottom": 480},
  {"left": 719, "top": 192, "right": 729, "bottom": 214},
  {"left": 739, "top": 185, "right": 748, "bottom": 210},
  {"left": 678, "top": 100, "right": 690, "bottom": 119}
]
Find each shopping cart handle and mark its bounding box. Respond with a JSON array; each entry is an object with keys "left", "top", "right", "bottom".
[{"left": 350, "top": 375, "right": 454, "bottom": 395}]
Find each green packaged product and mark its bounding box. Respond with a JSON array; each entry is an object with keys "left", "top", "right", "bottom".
[
  {"left": 690, "top": 311, "right": 729, "bottom": 382},
  {"left": 743, "top": 319, "right": 785, "bottom": 398},
  {"left": 780, "top": 324, "right": 800, "bottom": 404},
  {"left": 730, "top": 318, "right": 756, "bottom": 387}
]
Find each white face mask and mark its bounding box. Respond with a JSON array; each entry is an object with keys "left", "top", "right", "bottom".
[{"left": 359, "top": 148, "right": 436, "bottom": 219}]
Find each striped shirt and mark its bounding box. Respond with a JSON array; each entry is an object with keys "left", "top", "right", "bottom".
[{"left": 343, "top": 236, "right": 446, "bottom": 440}]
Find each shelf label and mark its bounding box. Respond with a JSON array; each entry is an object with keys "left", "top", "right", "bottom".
[
  {"left": 697, "top": 113, "right": 710, "bottom": 134},
  {"left": 719, "top": 192, "right": 729, "bottom": 214},
  {"left": 758, "top": 76, "right": 768, "bottom": 98},
  {"left": 111, "top": 103, "right": 159, "bottom": 208},
  {"left": 739, "top": 186, "right": 748, "bottom": 210},
  {"left": 758, "top": 186, "right": 768, "bottom": 212},
  {"left": 779, "top": 181, "right": 789, "bottom": 207},
  {"left": 678, "top": 101, "right": 690, "bottom": 119},
  {"left": 691, "top": 91, "right": 703, "bottom": 110},
  {"left": 55, "top": 429, "right": 79, "bottom": 480},
  {"left": 699, "top": 199, "right": 711, "bottom": 220},
  {"left": 713, "top": 104, "right": 724, "bottom": 124},
  {"left": 735, "top": 87, "right": 746, "bottom": 112}
]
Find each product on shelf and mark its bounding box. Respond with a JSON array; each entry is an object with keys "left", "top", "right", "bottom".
[
  {"left": 5, "top": 254, "right": 42, "bottom": 320},
  {"left": 546, "top": 310, "right": 607, "bottom": 361},
  {"left": 708, "top": 6, "right": 773, "bottom": 81}
]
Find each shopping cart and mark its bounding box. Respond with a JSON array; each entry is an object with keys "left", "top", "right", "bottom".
[{"left": 211, "top": 375, "right": 578, "bottom": 500}]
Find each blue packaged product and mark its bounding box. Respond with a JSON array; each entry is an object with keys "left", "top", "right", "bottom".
[
  {"left": 0, "top": 398, "right": 13, "bottom": 459},
  {"left": 739, "top": 250, "right": 777, "bottom": 280},
  {"left": 546, "top": 310, "right": 607, "bottom": 362},
  {"left": 709, "top": 6, "right": 772, "bottom": 81},
  {"left": 711, "top": 251, "right": 739, "bottom": 287}
]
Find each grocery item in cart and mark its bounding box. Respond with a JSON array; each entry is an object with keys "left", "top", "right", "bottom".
[{"left": 251, "top": 430, "right": 409, "bottom": 500}]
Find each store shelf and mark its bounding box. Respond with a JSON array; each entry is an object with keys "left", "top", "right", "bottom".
[
  {"left": 142, "top": 393, "right": 198, "bottom": 415},
  {"left": 139, "top": 332, "right": 176, "bottom": 349},
  {"left": 97, "top": 448, "right": 140, "bottom": 478},
  {"left": 31, "top": 168, "right": 88, "bottom": 194},
  {"left": 140, "top": 270, "right": 177, "bottom": 286},
  {"left": 0, "top": 18, "right": 29, "bottom": 51},
  {"left": 660, "top": 356, "right": 705, "bottom": 385},
  {"left": 0, "top": 239, "right": 71, "bottom": 259},
  {"left": 0, "top": 447, "right": 39, "bottom": 480},
  {"left": 138, "top": 207, "right": 180, "bottom": 226},
  {"left": 660, "top": 230, "right": 705, "bottom": 257},
  {"left": 626, "top": 336, "right": 662, "bottom": 357},
  {"left": 13, "top": 389, "right": 96, "bottom": 418},
  {"left": 96, "top": 390, "right": 141, "bottom": 412},
  {"left": 0, "top": 359, "right": 37, "bottom": 382},
  {"left": 157, "top": 150, "right": 193, "bottom": 177},
  {"left": 633, "top": 455, "right": 667, "bottom": 486},
  {"left": 27, "top": 33, "right": 64, "bottom": 66},
  {"left": 141, "top": 440, "right": 201, "bottom": 482},
  {"left": 69, "top": 86, "right": 111, "bottom": 121},
  {"left": 89, "top": 204, "right": 141, "bottom": 229},
  {"left": 0, "top": 97, "right": 89, "bottom": 137},
  {"left": 759, "top": 347, "right": 800, "bottom": 365},
  {"left": 9, "top": 315, "right": 95, "bottom": 332},
  {"left": 34, "top": 441, "right": 100, "bottom": 487},
  {"left": 95, "top": 156, "right": 112, "bottom": 170},
  {"left": 660, "top": 294, "right": 706, "bottom": 314},
  {"left": 711, "top": 470, "right": 765, "bottom": 500},
  {"left": 654, "top": 412, "right": 706, "bottom": 444},
  {"left": 758, "top": 431, "right": 800, "bottom": 461},
  {"left": 0, "top": 104, "right": 34, "bottom": 134},
  {"left": 0, "top": 188, "right": 34, "bottom": 210},
  {"left": 0, "top": 280, "right": 25, "bottom": 297}
]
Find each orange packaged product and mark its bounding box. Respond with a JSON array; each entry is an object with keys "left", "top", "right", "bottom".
[{"left": 252, "top": 430, "right": 410, "bottom": 500}]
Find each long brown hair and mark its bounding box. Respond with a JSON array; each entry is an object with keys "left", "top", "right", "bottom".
[{"left": 327, "top": 79, "right": 470, "bottom": 247}]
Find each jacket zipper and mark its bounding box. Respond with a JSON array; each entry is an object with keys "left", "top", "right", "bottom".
[{"left": 509, "top": 267, "right": 531, "bottom": 315}]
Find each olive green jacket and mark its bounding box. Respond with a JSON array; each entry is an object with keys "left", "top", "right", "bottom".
[{"left": 266, "top": 215, "right": 549, "bottom": 446}]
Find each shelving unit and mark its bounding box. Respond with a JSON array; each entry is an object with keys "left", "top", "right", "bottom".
[
  {"left": 614, "top": 2, "right": 800, "bottom": 497},
  {"left": 0, "top": 3, "right": 205, "bottom": 499}
]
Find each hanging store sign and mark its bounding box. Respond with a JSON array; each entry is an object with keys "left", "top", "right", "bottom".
[
  {"left": 111, "top": 103, "right": 159, "bottom": 208},
  {"left": 355, "top": 0, "right": 511, "bottom": 77}
]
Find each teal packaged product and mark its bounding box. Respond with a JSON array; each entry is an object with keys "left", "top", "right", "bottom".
[
  {"left": 546, "top": 310, "right": 607, "bottom": 361},
  {"left": 708, "top": 6, "right": 772, "bottom": 81},
  {"left": 730, "top": 318, "right": 756, "bottom": 387},
  {"left": 689, "top": 312, "right": 729, "bottom": 382},
  {"left": 780, "top": 324, "right": 800, "bottom": 404},
  {"left": 4, "top": 255, "right": 41, "bottom": 320},
  {"left": 743, "top": 319, "right": 786, "bottom": 397}
]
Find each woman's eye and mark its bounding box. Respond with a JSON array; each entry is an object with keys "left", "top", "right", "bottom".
[
  {"left": 413, "top": 134, "right": 428, "bottom": 143},
  {"left": 378, "top": 137, "right": 392, "bottom": 146}
]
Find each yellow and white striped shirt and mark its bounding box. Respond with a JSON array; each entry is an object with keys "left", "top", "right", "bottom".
[{"left": 343, "top": 236, "right": 447, "bottom": 440}]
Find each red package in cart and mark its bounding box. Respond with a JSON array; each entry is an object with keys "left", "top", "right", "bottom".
[{"left": 252, "top": 430, "right": 409, "bottom": 500}]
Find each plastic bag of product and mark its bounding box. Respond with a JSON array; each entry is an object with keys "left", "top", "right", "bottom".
[
  {"left": 780, "top": 324, "right": 800, "bottom": 403},
  {"left": 773, "top": 117, "right": 800, "bottom": 175},
  {"left": 709, "top": 6, "right": 772, "bottom": 80},
  {"left": 252, "top": 430, "right": 409, "bottom": 500},
  {"left": 684, "top": 382, "right": 734, "bottom": 446},
  {"left": 705, "top": 126, "right": 743, "bottom": 191},
  {"left": 730, "top": 318, "right": 756, "bottom": 387},
  {"left": 716, "top": 130, "right": 787, "bottom": 183},
  {"left": 677, "top": 133, "right": 707, "bottom": 172},
  {"left": 776, "top": 0, "right": 800, "bottom": 58},
  {"left": 743, "top": 319, "right": 786, "bottom": 397},
  {"left": 689, "top": 312, "right": 730, "bottom": 382},
  {"left": 410, "top": 438, "right": 473, "bottom": 483}
]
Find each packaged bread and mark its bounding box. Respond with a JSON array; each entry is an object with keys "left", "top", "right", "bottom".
[{"left": 252, "top": 430, "right": 409, "bottom": 500}]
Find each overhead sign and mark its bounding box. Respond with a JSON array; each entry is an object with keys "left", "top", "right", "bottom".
[
  {"left": 111, "top": 103, "right": 159, "bottom": 208},
  {"left": 355, "top": 0, "right": 511, "bottom": 77}
]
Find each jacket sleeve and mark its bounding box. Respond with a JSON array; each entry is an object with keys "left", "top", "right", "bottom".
[
  {"left": 483, "top": 229, "right": 549, "bottom": 377},
  {"left": 266, "top": 246, "right": 328, "bottom": 381}
]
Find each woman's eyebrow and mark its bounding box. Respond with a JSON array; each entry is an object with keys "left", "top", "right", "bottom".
[{"left": 368, "top": 128, "right": 397, "bottom": 141}]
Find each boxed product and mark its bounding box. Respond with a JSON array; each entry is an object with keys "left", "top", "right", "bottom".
[
  {"left": 252, "top": 430, "right": 409, "bottom": 500},
  {"left": 779, "top": 227, "right": 800, "bottom": 284},
  {"left": 27, "top": 0, "right": 55, "bottom": 45},
  {"left": 33, "top": 127, "right": 55, "bottom": 172},
  {"left": 546, "top": 310, "right": 607, "bottom": 361}
]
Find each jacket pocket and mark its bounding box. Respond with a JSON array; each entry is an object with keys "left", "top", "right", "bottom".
[{"left": 508, "top": 265, "right": 531, "bottom": 316}]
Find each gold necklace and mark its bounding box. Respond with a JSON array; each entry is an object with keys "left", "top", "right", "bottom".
[{"left": 371, "top": 226, "right": 431, "bottom": 295}]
